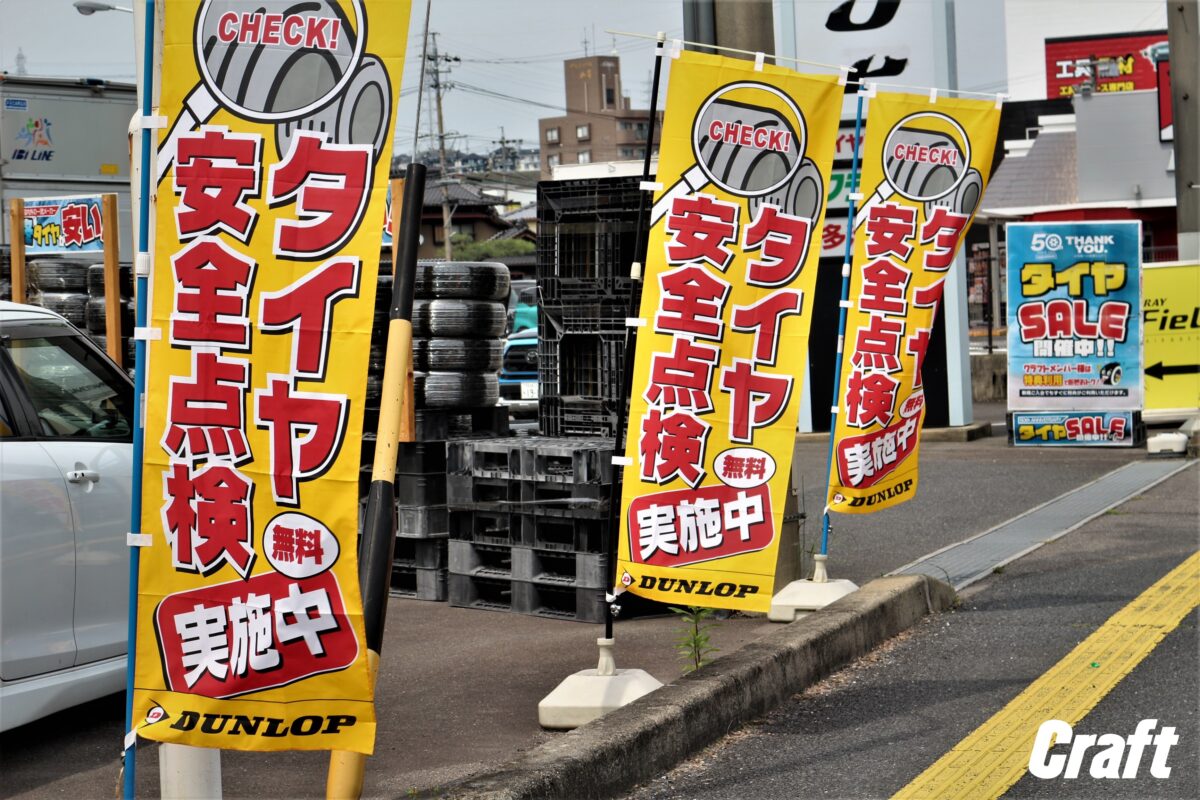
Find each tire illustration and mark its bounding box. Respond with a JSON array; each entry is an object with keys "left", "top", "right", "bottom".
[
  {"left": 415, "top": 261, "right": 510, "bottom": 301},
  {"left": 413, "top": 338, "right": 502, "bottom": 372},
  {"left": 412, "top": 299, "right": 506, "bottom": 338}
]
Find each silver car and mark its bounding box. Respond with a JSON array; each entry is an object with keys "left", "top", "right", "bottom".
[{"left": 0, "top": 300, "right": 133, "bottom": 731}]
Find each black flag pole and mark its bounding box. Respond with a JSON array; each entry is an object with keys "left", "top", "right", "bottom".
[
  {"left": 606, "top": 32, "right": 667, "bottom": 639},
  {"left": 327, "top": 163, "right": 426, "bottom": 799}
]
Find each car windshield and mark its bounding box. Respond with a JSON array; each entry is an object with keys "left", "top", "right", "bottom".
[{"left": 5, "top": 330, "right": 133, "bottom": 440}]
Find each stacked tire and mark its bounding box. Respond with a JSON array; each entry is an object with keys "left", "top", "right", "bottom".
[
  {"left": 84, "top": 262, "right": 136, "bottom": 369},
  {"left": 26, "top": 258, "right": 90, "bottom": 328},
  {"left": 367, "top": 261, "right": 509, "bottom": 411},
  {"left": 1, "top": 247, "right": 11, "bottom": 301}
]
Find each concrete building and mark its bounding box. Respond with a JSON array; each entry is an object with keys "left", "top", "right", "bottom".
[{"left": 538, "top": 55, "right": 662, "bottom": 177}]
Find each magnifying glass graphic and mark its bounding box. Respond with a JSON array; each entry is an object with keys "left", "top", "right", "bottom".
[
  {"left": 853, "top": 113, "right": 983, "bottom": 230},
  {"left": 156, "top": 0, "right": 391, "bottom": 181},
  {"left": 650, "top": 82, "right": 825, "bottom": 267}
]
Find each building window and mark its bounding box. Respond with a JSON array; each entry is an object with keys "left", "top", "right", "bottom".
[
  {"left": 575, "top": 124, "right": 590, "bottom": 142},
  {"left": 547, "top": 153, "right": 561, "bottom": 168},
  {"left": 433, "top": 222, "right": 473, "bottom": 245},
  {"left": 546, "top": 127, "right": 560, "bottom": 144},
  {"left": 577, "top": 151, "right": 591, "bottom": 164},
  {"left": 605, "top": 88, "right": 616, "bottom": 107}
]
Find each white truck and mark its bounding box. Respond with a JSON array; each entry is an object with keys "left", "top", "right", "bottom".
[{"left": 1, "top": 74, "right": 136, "bottom": 259}]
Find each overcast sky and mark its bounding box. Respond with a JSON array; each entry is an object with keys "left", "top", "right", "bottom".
[
  {"left": 1, "top": 1, "right": 1170, "bottom": 157},
  {"left": 0, "top": 0, "right": 686, "bottom": 158}
]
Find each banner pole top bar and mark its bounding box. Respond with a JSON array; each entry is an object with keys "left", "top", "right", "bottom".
[
  {"left": 605, "top": 29, "right": 852, "bottom": 74},
  {"left": 863, "top": 80, "right": 1006, "bottom": 102}
]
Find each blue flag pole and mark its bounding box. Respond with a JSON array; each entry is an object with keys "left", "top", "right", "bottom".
[
  {"left": 122, "top": 1, "right": 157, "bottom": 797},
  {"left": 819, "top": 86, "right": 867, "bottom": 558}
]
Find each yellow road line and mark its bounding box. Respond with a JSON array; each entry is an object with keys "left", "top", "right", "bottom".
[{"left": 893, "top": 550, "right": 1200, "bottom": 800}]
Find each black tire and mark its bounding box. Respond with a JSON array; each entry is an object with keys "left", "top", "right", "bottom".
[
  {"left": 365, "top": 374, "right": 382, "bottom": 404},
  {"left": 412, "top": 299, "right": 506, "bottom": 338},
  {"left": 87, "top": 334, "right": 132, "bottom": 366},
  {"left": 413, "top": 372, "right": 425, "bottom": 407},
  {"left": 38, "top": 292, "right": 88, "bottom": 326},
  {"left": 86, "top": 297, "right": 135, "bottom": 335},
  {"left": 86, "top": 263, "right": 134, "bottom": 297},
  {"left": 415, "top": 261, "right": 510, "bottom": 301},
  {"left": 420, "top": 371, "right": 500, "bottom": 408},
  {"left": 376, "top": 273, "right": 393, "bottom": 311},
  {"left": 413, "top": 338, "right": 502, "bottom": 372},
  {"left": 29, "top": 259, "right": 88, "bottom": 292}
]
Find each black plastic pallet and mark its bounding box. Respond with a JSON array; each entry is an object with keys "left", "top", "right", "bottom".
[
  {"left": 448, "top": 509, "right": 523, "bottom": 547},
  {"left": 448, "top": 436, "right": 616, "bottom": 484},
  {"left": 539, "top": 275, "right": 638, "bottom": 303},
  {"left": 522, "top": 512, "right": 605, "bottom": 553},
  {"left": 396, "top": 503, "right": 449, "bottom": 538},
  {"left": 390, "top": 566, "right": 448, "bottom": 602},
  {"left": 513, "top": 581, "right": 608, "bottom": 624},
  {"left": 446, "top": 473, "right": 520, "bottom": 508},
  {"left": 394, "top": 536, "right": 448, "bottom": 570},
  {"left": 518, "top": 480, "right": 608, "bottom": 517},
  {"left": 538, "top": 331, "right": 625, "bottom": 402},
  {"left": 512, "top": 546, "right": 610, "bottom": 589},
  {"left": 539, "top": 396, "right": 620, "bottom": 438},
  {"left": 536, "top": 176, "right": 646, "bottom": 226},
  {"left": 448, "top": 572, "right": 515, "bottom": 612},
  {"left": 512, "top": 438, "right": 615, "bottom": 484},
  {"left": 539, "top": 302, "right": 627, "bottom": 338},
  {"left": 448, "top": 539, "right": 514, "bottom": 579}
]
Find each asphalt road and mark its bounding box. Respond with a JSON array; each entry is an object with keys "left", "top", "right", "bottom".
[
  {"left": 624, "top": 464, "right": 1200, "bottom": 800},
  {"left": 0, "top": 421, "right": 1168, "bottom": 800}
]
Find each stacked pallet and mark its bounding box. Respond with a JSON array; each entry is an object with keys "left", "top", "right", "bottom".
[
  {"left": 536, "top": 176, "right": 645, "bottom": 437},
  {"left": 364, "top": 257, "right": 511, "bottom": 601},
  {"left": 445, "top": 436, "right": 615, "bottom": 622}
]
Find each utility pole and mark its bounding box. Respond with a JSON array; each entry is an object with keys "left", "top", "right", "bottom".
[
  {"left": 492, "top": 127, "right": 523, "bottom": 204},
  {"left": 683, "top": 0, "right": 774, "bottom": 60},
  {"left": 428, "top": 33, "right": 459, "bottom": 259},
  {"left": 1168, "top": 1, "right": 1200, "bottom": 260}
]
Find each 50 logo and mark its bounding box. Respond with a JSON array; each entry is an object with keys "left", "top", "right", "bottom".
[{"left": 1030, "top": 232, "right": 1064, "bottom": 252}]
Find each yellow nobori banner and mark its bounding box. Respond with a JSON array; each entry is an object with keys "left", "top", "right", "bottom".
[
  {"left": 615, "top": 51, "right": 842, "bottom": 613},
  {"left": 133, "top": 0, "right": 410, "bottom": 754},
  {"left": 828, "top": 92, "right": 1000, "bottom": 514}
]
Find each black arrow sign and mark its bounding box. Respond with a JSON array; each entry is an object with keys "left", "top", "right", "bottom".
[{"left": 1145, "top": 361, "right": 1200, "bottom": 380}]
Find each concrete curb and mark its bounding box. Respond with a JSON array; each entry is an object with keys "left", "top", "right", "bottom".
[{"left": 432, "top": 575, "right": 957, "bottom": 800}]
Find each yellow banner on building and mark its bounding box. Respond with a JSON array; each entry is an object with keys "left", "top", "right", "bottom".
[
  {"left": 827, "top": 92, "right": 999, "bottom": 513},
  {"left": 1144, "top": 262, "right": 1200, "bottom": 415},
  {"left": 132, "top": 0, "right": 410, "bottom": 754},
  {"left": 614, "top": 51, "right": 842, "bottom": 612}
]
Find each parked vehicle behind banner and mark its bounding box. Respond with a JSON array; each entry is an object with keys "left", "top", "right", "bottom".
[
  {"left": 507, "top": 279, "right": 537, "bottom": 333},
  {"left": 499, "top": 327, "right": 538, "bottom": 404},
  {"left": 0, "top": 300, "right": 132, "bottom": 731}
]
